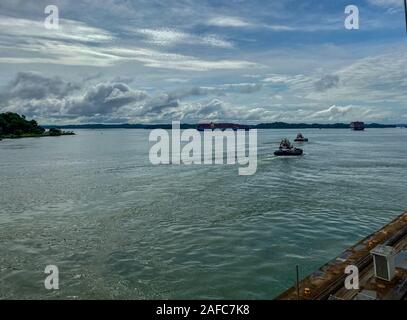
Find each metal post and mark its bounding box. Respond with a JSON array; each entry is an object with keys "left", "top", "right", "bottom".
[{"left": 296, "top": 265, "right": 300, "bottom": 300}]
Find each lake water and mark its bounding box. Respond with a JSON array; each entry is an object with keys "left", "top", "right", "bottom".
[{"left": 0, "top": 128, "right": 406, "bottom": 299}]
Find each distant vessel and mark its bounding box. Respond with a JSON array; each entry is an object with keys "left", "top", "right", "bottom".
[
  {"left": 197, "top": 122, "right": 250, "bottom": 131},
  {"left": 350, "top": 121, "right": 365, "bottom": 131},
  {"left": 294, "top": 132, "right": 308, "bottom": 142}
]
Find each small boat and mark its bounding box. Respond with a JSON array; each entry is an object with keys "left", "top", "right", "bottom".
[
  {"left": 274, "top": 138, "right": 303, "bottom": 156},
  {"left": 274, "top": 148, "right": 303, "bottom": 156},
  {"left": 294, "top": 133, "right": 308, "bottom": 142},
  {"left": 294, "top": 137, "right": 308, "bottom": 142}
]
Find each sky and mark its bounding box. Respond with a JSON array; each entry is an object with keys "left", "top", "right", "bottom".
[{"left": 0, "top": 0, "right": 406, "bottom": 124}]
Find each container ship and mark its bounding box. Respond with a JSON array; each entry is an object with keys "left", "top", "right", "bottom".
[
  {"left": 196, "top": 122, "right": 250, "bottom": 131},
  {"left": 350, "top": 121, "right": 365, "bottom": 131}
]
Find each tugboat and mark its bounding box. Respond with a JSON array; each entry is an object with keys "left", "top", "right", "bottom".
[
  {"left": 274, "top": 138, "right": 303, "bottom": 156},
  {"left": 294, "top": 132, "right": 308, "bottom": 142}
]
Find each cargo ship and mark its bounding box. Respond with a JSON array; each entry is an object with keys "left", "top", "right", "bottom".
[
  {"left": 350, "top": 121, "right": 365, "bottom": 131},
  {"left": 196, "top": 122, "right": 250, "bottom": 131}
]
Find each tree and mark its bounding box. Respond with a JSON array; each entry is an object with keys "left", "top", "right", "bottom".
[{"left": 0, "top": 112, "right": 46, "bottom": 136}]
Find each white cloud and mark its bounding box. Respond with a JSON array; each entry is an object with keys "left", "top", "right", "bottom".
[
  {"left": 367, "top": 0, "right": 404, "bottom": 7},
  {"left": 101, "top": 47, "right": 259, "bottom": 71},
  {"left": 206, "top": 16, "right": 252, "bottom": 27},
  {"left": 262, "top": 74, "right": 311, "bottom": 85},
  {"left": 309, "top": 105, "right": 393, "bottom": 122},
  {"left": 306, "top": 48, "right": 407, "bottom": 104},
  {"left": 0, "top": 16, "right": 113, "bottom": 43},
  {"left": 0, "top": 34, "right": 255, "bottom": 71},
  {"left": 310, "top": 105, "right": 363, "bottom": 120},
  {"left": 0, "top": 15, "right": 257, "bottom": 71},
  {"left": 134, "top": 28, "right": 234, "bottom": 48},
  {"left": 206, "top": 15, "right": 296, "bottom": 31},
  {"left": 164, "top": 78, "right": 190, "bottom": 83}
]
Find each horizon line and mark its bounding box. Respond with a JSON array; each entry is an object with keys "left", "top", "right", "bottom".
[{"left": 41, "top": 122, "right": 407, "bottom": 128}]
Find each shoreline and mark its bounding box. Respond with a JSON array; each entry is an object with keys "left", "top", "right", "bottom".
[
  {"left": 42, "top": 125, "right": 405, "bottom": 130},
  {"left": 0, "top": 132, "right": 75, "bottom": 140}
]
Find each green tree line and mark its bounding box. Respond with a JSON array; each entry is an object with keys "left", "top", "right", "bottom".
[
  {"left": 0, "top": 112, "right": 45, "bottom": 136},
  {"left": 0, "top": 112, "right": 75, "bottom": 138}
]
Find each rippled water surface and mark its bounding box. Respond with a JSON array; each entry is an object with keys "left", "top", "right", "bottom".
[{"left": 1, "top": 128, "right": 406, "bottom": 299}]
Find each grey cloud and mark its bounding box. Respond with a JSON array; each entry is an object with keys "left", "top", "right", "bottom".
[
  {"left": 169, "top": 87, "right": 219, "bottom": 100},
  {"left": 0, "top": 71, "right": 321, "bottom": 124},
  {"left": 169, "top": 83, "right": 262, "bottom": 100},
  {"left": 135, "top": 93, "right": 180, "bottom": 117},
  {"left": 223, "top": 83, "right": 262, "bottom": 94},
  {"left": 82, "top": 73, "right": 104, "bottom": 82},
  {"left": 5, "top": 72, "right": 80, "bottom": 100},
  {"left": 66, "top": 82, "right": 149, "bottom": 116},
  {"left": 144, "top": 98, "right": 227, "bottom": 123},
  {"left": 196, "top": 99, "right": 226, "bottom": 118},
  {"left": 0, "top": 73, "right": 148, "bottom": 118},
  {"left": 314, "top": 75, "right": 340, "bottom": 92},
  {"left": 111, "top": 76, "right": 134, "bottom": 84}
]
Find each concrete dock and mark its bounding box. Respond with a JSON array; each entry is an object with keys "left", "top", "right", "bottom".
[{"left": 276, "top": 211, "right": 407, "bottom": 300}]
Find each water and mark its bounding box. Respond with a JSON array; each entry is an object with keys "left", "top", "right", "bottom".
[{"left": 0, "top": 128, "right": 406, "bottom": 299}]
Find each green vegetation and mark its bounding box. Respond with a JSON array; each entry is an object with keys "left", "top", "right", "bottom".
[{"left": 0, "top": 112, "right": 75, "bottom": 139}]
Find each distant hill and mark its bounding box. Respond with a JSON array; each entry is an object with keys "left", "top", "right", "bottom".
[{"left": 43, "top": 122, "right": 401, "bottom": 130}]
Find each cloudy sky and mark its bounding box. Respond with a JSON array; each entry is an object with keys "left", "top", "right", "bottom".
[{"left": 0, "top": 0, "right": 406, "bottom": 124}]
